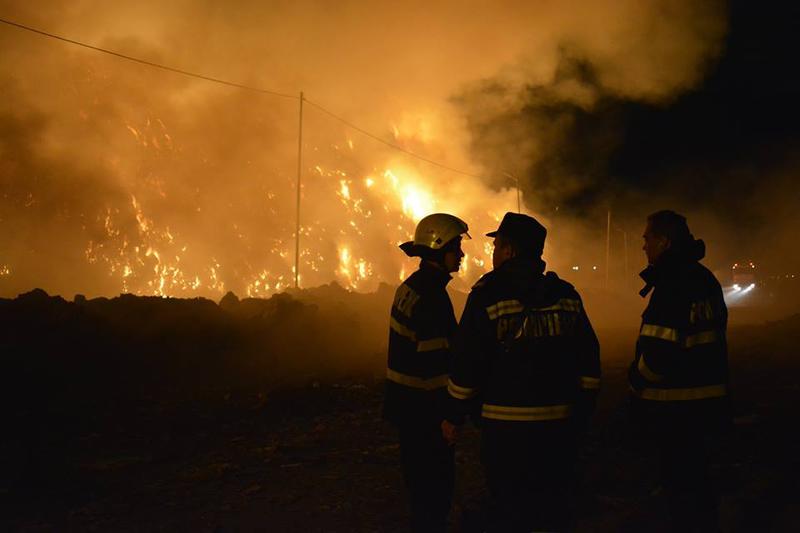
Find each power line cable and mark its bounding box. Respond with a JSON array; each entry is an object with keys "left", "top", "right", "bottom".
[
  {"left": 0, "top": 16, "right": 487, "bottom": 180},
  {"left": 0, "top": 17, "right": 298, "bottom": 99},
  {"left": 304, "top": 98, "right": 485, "bottom": 180}
]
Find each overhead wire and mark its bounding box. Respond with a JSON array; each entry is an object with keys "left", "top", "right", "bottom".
[
  {"left": 0, "top": 17, "right": 297, "bottom": 99},
  {"left": 304, "top": 98, "right": 484, "bottom": 179},
  {"left": 0, "top": 16, "right": 488, "bottom": 181}
]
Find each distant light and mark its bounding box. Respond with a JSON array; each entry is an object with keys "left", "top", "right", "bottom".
[
  {"left": 592, "top": 266, "right": 597, "bottom": 271},
  {"left": 733, "top": 284, "right": 741, "bottom": 291},
  {"left": 572, "top": 265, "right": 579, "bottom": 271}
]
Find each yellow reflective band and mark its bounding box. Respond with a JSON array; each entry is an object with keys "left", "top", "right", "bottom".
[
  {"left": 536, "top": 298, "right": 582, "bottom": 313},
  {"left": 390, "top": 317, "right": 416, "bottom": 341},
  {"left": 486, "top": 300, "right": 524, "bottom": 320},
  {"left": 640, "top": 323, "right": 679, "bottom": 343},
  {"left": 393, "top": 283, "right": 421, "bottom": 318},
  {"left": 447, "top": 378, "right": 478, "bottom": 400},
  {"left": 386, "top": 369, "right": 447, "bottom": 390},
  {"left": 690, "top": 299, "right": 715, "bottom": 324},
  {"left": 634, "top": 384, "right": 727, "bottom": 401},
  {"left": 482, "top": 403, "right": 571, "bottom": 421},
  {"left": 510, "top": 313, "right": 563, "bottom": 339},
  {"left": 487, "top": 298, "right": 583, "bottom": 320},
  {"left": 580, "top": 376, "right": 601, "bottom": 389},
  {"left": 685, "top": 330, "right": 719, "bottom": 348},
  {"left": 637, "top": 357, "right": 663, "bottom": 382},
  {"left": 417, "top": 337, "right": 449, "bottom": 352}
]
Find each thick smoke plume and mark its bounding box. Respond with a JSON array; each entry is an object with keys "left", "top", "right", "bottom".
[{"left": 0, "top": 1, "right": 729, "bottom": 298}]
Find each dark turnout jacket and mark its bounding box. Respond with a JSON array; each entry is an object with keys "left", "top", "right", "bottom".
[
  {"left": 446, "top": 257, "right": 600, "bottom": 426},
  {"left": 629, "top": 242, "right": 730, "bottom": 404},
  {"left": 383, "top": 262, "right": 457, "bottom": 427}
]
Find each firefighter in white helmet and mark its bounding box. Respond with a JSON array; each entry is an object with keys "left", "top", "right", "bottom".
[{"left": 384, "top": 213, "right": 470, "bottom": 532}]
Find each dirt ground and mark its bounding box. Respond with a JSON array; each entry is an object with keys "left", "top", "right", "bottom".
[{"left": 2, "top": 300, "right": 800, "bottom": 531}]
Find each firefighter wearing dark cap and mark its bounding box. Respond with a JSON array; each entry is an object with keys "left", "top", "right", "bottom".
[
  {"left": 629, "top": 210, "right": 730, "bottom": 531},
  {"left": 442, "top": 212, "right": 600, "bottom": 532},
  {"left": 384, "top": 213, "right": 470, "bottom": 533}
]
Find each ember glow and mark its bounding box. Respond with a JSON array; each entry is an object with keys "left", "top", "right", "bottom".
[
  {"left": 0, "top": 1, "right": 733, "bottom": 299},
  {"left": 80, "top": 121, "right": 521, "bottom": 297}
]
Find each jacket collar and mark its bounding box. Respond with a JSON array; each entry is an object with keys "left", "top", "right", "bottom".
[
  {"left": 638, "top": 239, "right": 706, "bottom": 297},
  {"left": 419, "top": 260, "right": 453, "bottom": 288},
  {"left": 497, "top": 255, "right": 547, "bottom": 277}
]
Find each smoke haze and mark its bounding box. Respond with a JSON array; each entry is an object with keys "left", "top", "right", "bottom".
[{"left": 0, "top": 0, "right": 753, "bottom": 300}]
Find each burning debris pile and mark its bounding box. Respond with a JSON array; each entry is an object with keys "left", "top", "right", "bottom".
[
  {"left": 0, "top": 0, "right": 733, "bottom": 302},
  {"left": 0, "top": 91, "right": 520, "bottom": 300}
]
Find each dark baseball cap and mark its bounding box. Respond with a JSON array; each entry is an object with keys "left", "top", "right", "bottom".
[{"left": 486, "top": 212, "right": 547, "bottom": 254}]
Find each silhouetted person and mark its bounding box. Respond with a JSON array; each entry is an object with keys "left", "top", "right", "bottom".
[
  {"left": 443, "top": 212, "right": 600, "bottom": 532},
  {"left": 383, "top": 213, "right": 470, "bottom": 533},
  {"left": 629, "top": 210, "right": 730, "bottom": 531}
]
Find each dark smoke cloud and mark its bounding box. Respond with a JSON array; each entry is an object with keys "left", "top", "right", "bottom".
[
  {"left": 0, "top": 1, "right": 740, "bottom": 298},
  {"left": 458, "top": 1, "right": 800, "bottom": 277}
]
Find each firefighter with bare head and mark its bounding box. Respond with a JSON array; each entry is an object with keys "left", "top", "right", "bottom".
[
  {"left": 383, "top": 213, "right": 469, "bottom": 532},
  {"left": 443, "top": 212, "right": 600, "bottom": 531},
  {"left": 630, "top": 210, "right": 730, "bottom": 530}
]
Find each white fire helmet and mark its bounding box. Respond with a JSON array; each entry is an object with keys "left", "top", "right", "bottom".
[{"left": 400, "top": 213, "right": 471, "bottom": 257}]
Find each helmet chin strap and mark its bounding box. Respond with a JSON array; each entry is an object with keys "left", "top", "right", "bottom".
[{"left": 422, "top": 258, "right": 448, "bottom": 272}]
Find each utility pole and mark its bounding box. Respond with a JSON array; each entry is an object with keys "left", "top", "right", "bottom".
[
  {"left": 623, "top": 229, "right": 629, "bottom": 282},
  {"left": 614, "top": 225, "right": 629, "bottom": 286},
  {"left": 502, "top": 172, "right": 521, "bottom": 213},
  {"left": 294, "top": 91, "right": 304, "bottom": 289},
  {"left": 605, "top": 210, "right": 611, "bottom": 289}
]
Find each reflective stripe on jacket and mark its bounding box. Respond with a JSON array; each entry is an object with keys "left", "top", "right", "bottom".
[
  {"left": 383, "top": 262, "right": 456, "bottom": 426},
  {"left": 630, "top": 251, "right": 729, "bottom": 403},
  {"left": 446, "top": 257, "right": 601, "bottom": 425}
]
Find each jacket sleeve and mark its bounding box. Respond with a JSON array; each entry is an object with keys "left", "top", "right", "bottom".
[
  {"left": 575, "top": 305, "right": 601, "bottom": 404},
  {"left": 414, "top": 294, "right": 455, "bottom": 357},
  {"left": 630, "top": 293, "right": 686, "bottom": 390},
  {"left": 445, "top": 290, "right": 493, "bottom": 425},
  {"left": 630, "top": 281, "right": 729, "bottom": 396},
  {"left": 576, "top": 302, "right": 601, "bottom": 391},
  {"left": 385, "top": 282, "right": 451, "bottom": 424},
  {"left": 575, "top": 302, "right": 601, "bottom": 421}
]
